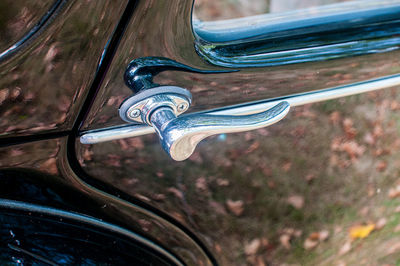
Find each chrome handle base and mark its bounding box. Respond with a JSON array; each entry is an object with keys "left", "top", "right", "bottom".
[{"left": 151, "top": 101, "right": 290, "bottom": 161}]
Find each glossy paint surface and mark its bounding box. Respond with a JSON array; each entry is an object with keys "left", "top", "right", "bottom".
[
  {"left": 76, "top": 0, "right": 400, "bottom": 264},
  {"left": 0, "top": 0, "right": 54, "bottom": 55},
  {"left": 78, "top": 89, "right": 400, "bottom": 264},
  {"left": 81, "top": 0, "right": 400, "bottom": 131},
  {"left": 0, "top": 1, "right": 127, "bottom": 138},
  {"left": 0, "top": 137, "right": 213, "bottom": 265}
]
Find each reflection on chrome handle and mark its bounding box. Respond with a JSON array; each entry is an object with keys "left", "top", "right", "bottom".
[{"left": 151, "top": 101, "right": 290, "bottom": 161}]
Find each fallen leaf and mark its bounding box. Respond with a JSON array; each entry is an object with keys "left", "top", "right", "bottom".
[
  {"left": 215, "top": 244, "right": 222, "bottom": 253},
  {"left": 216, "top": 178, "right": 229, "bottom": 186},
  {"left": 376, "top": 161, "right": 387, "bottom": 172},
  {"left": 308, "top": 232, "right": 320, "bottom": 241},
  {"left": 244, "top": 238, "right": 261, "bottom": 255},
  {"left": 255, "top": 256, "right": 266, "bottom": 266},
  {"left": 359, "top": 206, "right": 369, "bottom": 216},
  {"left": 226, "top": 199, "right": 244, "bottom": 216},
  {"left": 280, "top": 234, "right": 291, "bottom": 249},
  {"left": 209, "top": 201, "right": 227, "bottom": 215},
  {"left": 373, "top": 124, "right": 384, "bottom": 138},
  {"left": 40, "top": 158, "right": 58, "bottom": 175},
  {"left": 261, "top": 237, "right": 269, "bottom": 247},
  {"left": 329, "top": 111, "right": 341, "bottom": 125},
  {"left": 363, "top": 132, "right": 375, "bottom": 145},
  {"left": 319, "top": 230, "right": 330, "bottom": 241},
  {"left": 303, "top": 230, "right": 329, "bottom": 250},
  {"left": 394, "top": 205, "right": 400, "bottom": 213},
  {"left": 287, "top": 195, "right": 305, "bottom": 209},
  {"left": 305, "top": 174, "right": 316, "bottom": 183},
  {"left": 282, "top": 162, "right": 292, "bottom": 172},
  {"left": 375, "top": 217, "right": 387, "bottom": 230},
  {"left": 267, "top": 180, "right": 276, "bottom": 189},
  {"left": 367, "top": 183, "right": 377, "bottom": 197},
  {"left": 304, "top": 238, "right": 319, "bottom": 250},
  {"left": 343, "top": 118, "right": 357, "bottom": 139},
  {"left": 294, "top": 229, "right": 303, "bottom": 238},
  {"left": 388, "top": 185, "right": 400, "bottom": 198},
  {"left": 151, "top": 193, "right": 166, "bottom": 201},
  {"left": 245, "top": 141, "right": 260, "bottom": 154},
  {"left": 167, "top": 187, "right": 184, "bottom": 200},
  {"left": 339, "top": 241, "right": 352, "bottom": 255},
  {"left": 391, "top": 100, "right": 400, "bottom": 110},
  {"left": 394, "top": 224, "right": 400, "bottom": 233},
  {"left": 341, "top": 141, "right": 365, "bottom": 160},
  {"left": 195, "top": 177, "right": 208, "bottom": 191},
  {"left": 349, "top": 224, "right": 375, "bottom": 239},
  {"left": 0, "top": 88, "right": 9, "bottom": 105},
  {"left": 387, "top": 242, "right": 400, "bottom": 255}
]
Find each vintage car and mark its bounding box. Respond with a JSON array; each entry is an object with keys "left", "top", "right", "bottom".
[{"left": 2, "top": 0, "right": 400, "bottom": 264}]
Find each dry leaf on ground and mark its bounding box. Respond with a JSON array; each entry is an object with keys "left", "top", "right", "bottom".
[
  {"left": 303, "top": 230, "right": 330, "bottom": 250},
  {"left": 195, "top": 177, "right": 208, "bottom": 191},
  {"left": 343, "top": 118, "right": 357, "bottom": 139},
  {"left": 287, "top": 195, "right": 305, "bottom": 209},
  {"left": 226, "top": 199, "right": 244, "bottom": 216},
  {"left": 394, "top": 225, "right": 400, "bottom": 233},
  {"left": 339, "top": 241, "right": 352, "bottom": 255},
  {"left": 387, "top": 242, "right": 400, "bottom": 255},
  {"left": 244, "top": 238, "right": 261, "bottom": 255},
  {"left": 349, "top": 224, "right": 375, "bottom": 239},
  {"left": 376, "top": 161, "right": 387, "bottom": 172},
  {"left": 280, "top": 234, "right": 291, "bottom": 249},
  {"left": 388, "top": 185, "right": 400, "bottom": 198},
  {"left": 304, "top": 238, "right": 319, "bottom": 250},
  {"left": 318, "top": 230, "right": 330, "bottom": 241},
  {"left": 375, "top": 217, "right": 387, "bottom": 230},
  {"left": 167, "top": 187, "right": 184, "bottom": 200}
]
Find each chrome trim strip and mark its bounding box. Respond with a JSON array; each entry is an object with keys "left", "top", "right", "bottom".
[
  {"left": 0, "top": 199, "right": 184, "bottom": 266},
  {"left": 80, "top": 74, "right": 400, "bottom": 144},
  {"left": 194, "top": 0, "right": 400, "bottom": 43}
]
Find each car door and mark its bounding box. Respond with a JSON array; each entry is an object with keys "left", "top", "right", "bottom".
[{"left": 76, "top": 0, "right": 400, "bottom": 264}]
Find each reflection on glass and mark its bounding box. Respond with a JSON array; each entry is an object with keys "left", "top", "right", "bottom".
[{"left": 194, "top": 0, "right": 367, "bottom": 21}]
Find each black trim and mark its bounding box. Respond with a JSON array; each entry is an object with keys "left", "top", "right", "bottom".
[{"left": 0, "top": 131, "right": 69, "bottom": 147}]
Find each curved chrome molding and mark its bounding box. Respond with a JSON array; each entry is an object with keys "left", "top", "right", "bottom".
[
  {"left": 0, "top": 199, "right": 184, "bottom": 266},
  {"left": 194, "top": 0, "right": 400, "bottom": 67},
  {"left": 194, "top": 0, "right": 400, "bottom": 43},
  {"left": 196, "top": 37, "right": 400, "bottom": 68},
  {"left": 80, "top": 74, "right": 400, "bottom": 144}
]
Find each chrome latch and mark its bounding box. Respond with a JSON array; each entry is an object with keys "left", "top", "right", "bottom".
[{"left": 119, "top": 86, "right": 289, "bottom": 161}]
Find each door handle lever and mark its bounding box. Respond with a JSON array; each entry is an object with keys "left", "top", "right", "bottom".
[
  {"left": 150, "top": 101, "right": 289, "bottom": 161},
  {"left": 118, "top": 86, "right": 290, "bottom": 161}
]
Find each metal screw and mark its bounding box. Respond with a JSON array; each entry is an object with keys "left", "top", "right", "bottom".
[
  {"left": 177, "top": 103, "right": 188, "bottom": 112},
  {"left": 128, "top": 109, "right": 141, "bottom": 118}
]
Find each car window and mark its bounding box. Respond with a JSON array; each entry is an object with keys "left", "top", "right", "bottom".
[{"left": 194, "top": 0, "right": 380, "bottom": 21}]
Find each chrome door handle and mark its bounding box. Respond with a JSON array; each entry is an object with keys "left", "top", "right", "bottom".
[
  {"left": 118, "top": 86, "right": 290, "bottom": 161},
  {"left": 150, "top": 102, "right": 289, "bottom": 161}
]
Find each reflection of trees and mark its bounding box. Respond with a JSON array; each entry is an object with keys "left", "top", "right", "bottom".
[
  {"left": 0, "top": 1, "right": 127, "bottom": 138},
  {"left": 0, "top": 0, "right": 53, "bottom": 52}
]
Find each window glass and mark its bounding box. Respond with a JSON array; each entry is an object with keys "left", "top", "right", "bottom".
[{"left": 194, "top": 0, "right": 357, "bottom": 21}]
